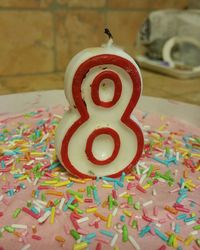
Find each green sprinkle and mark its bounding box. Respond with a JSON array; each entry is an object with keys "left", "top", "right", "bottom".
[
  {"left": 4, "top": 226, "right": 15, "bottom": 233},
  {"left": 70, "top": 229, "right": 80, "bottom": 240},
  {"left": 67, "top": 189, "right": 83, "bottom": 198},
  {"left": 86, "top": 186, "right": 92, "bottom": 197},
  {"left": 122, "top": 224, "right": 128, "bottom": 242},
  {"left": 12, "top": 208, "right": 21, "bottom": 219},
  {"left": 167, "top": 234, "right": 175, "bottom": 246},
  {"left": 108, "top": 195, "right": 113, "bottom": 210},
  {"left": 134, "top": 201, "right": 141, "bottom": 210},
  {"left": 128, "top": 195, "right": 133, "bottom": 205},
  {"left": 193, "top": 225, "right": 200, "bottom": 230},
  {"left": 132, "top": 220, "right": 138, "bottom": 229}
]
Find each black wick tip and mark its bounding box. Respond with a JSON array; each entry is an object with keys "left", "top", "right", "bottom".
[{"left": 104, "top": 28, "right": 113, "bottom": 39}]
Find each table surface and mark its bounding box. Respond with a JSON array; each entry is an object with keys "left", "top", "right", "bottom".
[{"left": 0, "top": 90, "right": 199, "bottom": 126}]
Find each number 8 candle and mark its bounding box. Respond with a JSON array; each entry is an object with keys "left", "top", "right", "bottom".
[{"left": 55, "top": 30, "right": 144, "bottom": 178}]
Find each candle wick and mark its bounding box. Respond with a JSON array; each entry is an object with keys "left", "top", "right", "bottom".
[{"left": 104, "top": 28, "right": 113, "bottom": 40}]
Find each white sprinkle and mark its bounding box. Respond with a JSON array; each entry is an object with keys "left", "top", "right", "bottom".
[
  {"left": 139, "top": 174, "right": 147, "bottom": 185},
  {"left": 12, "top": 224, "right": 27, "bottom": 229},
  {"left": 33, "top": 177, "right": 39, "bottom": 186},
  {"left": 59, "top": 198, "right": 65, "bottom": 210},
  {"left": 35, "top": 199, "right": 47, "bottom": 206},
  {"left": 102, "top": 180, "right": 109, "bottom": 185},
  {"left": 186, "top": 220, "right": 196, "bottom": 226},
  {"left": 143, "top": 200, "right": 153, "bottom": 207},
  {"left": 112, "top": 207, "right": 118, "bottom": 217},
  {"left": 190, "top": 230, "right": 198, "bottom": 235},
  {"left": 26, "top": 160, "right": 34, "bottom": 166},
  {"left": 119, "top": 192, "right": 127, "bottom": 198},
  {"left": 174, "top": 169, "right": 178, "bottom": 177},
  {"left": 26, "top": 177, "right": 32, "bottom": 183},
  {"left": 77, "top": 217, "right": 89, "bottom": 224},
  {"left": 176, "top": 152, "right": 180, "bottom": 161},
  {"left": 136, "top": 164, "right": 141, "bottom": 176},
  {"left": 155, "top": 223, "right": 161, "bottom": 228},
  {"left": 53, "top": 114, "right": 62, "bottom": 119},
  {"left": 39, "top": 133, "right": 49, "bottom": 143},
  {"left": 171, "top": 221, "right": 175, "bottom": 231},
  {"left": 128, "top": 235, "right": 141, "bottom": 250},
  {"left": 157, "top": 178, "right": 166, "bottom": 183},
  {"left": 21, "top": 244, "right": 31, "bottom": 250},
  {"left": 0, "top": 195, "right": 4, "bottom": 201},
  {"left": 152, "top": 189, "right": 157, "bottom": 196},
  {"left": 37, "top": 211, "right": 51, "bottom": 223},
  {"left": 32, "top": 200, "right": 45, "bottom": 209},
  {"left": 142, "top": 167, "right": 150, "bottom": 174},
  {"left": 110, "top": 233, "right": 118, "bottom": 247}
]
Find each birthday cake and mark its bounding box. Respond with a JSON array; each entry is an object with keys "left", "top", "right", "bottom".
[{"left": 0, "top": 104, "right": 199, "bottom": 250}]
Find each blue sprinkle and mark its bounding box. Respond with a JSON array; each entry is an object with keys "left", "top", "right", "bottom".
[
  {"left": 176, "top": 214, "right": 187, "bottom": 220},
  {"left": 154, "top": 228, "right": 168, "bottom": 242},
  {"left": 63, "top": 197, "right": 74, "bottom": 212},
  {"left": 99, "top": 230, "right": 114, "bottom": 238},
  {"left": 120, "top": 215, "right": 126, "bottom": 222},
  {"left": 175, "top": 223, "right": 180, "bottom": 233},
  {"left": 139, "top": 225, "right": 151, "bottom": 237}
]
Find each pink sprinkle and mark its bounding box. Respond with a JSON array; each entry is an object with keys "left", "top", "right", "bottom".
[
  {"left": 112, "top": 190, "right": 117, "bottom": 199},
  {"left": 84, "top": 198, "right": 93, "bottom": 203},
  {"left": 77, "top": 228, "right": 89, "bottom": 235},
  {"left": 153, "top": 206, "right": 158, "bottom": 216},
  {"left": 128, "top": 214, "right": 134, "bottom": 226},
  {"left": 0, "top": 212, "right": 3, "bottom": 217},
  {"left": 167, "top": 213, "right": 174, "bottom": 220},
  {"left": 143, "top": 208, "right": 148, "bottom": 216},
  {"left": 32, "top": 235, "right": 42, "bottom": 240},
  {"left": 22, "top": 207, "right": 40, "bottom": 219},
  {"left": 64, "top": 224, "right": 70, "bottom": 234},
  {"left": 95, "top": 236, "right": 109, "bottom": 244},
  {"left": 70, "top": 213, "right": 80, "bottom": 230},
  {"left": 158, "top": 245, "right": 167, "bottom": 250},
  {"left": 142, "top": 215, "right": 153, "bottom": 222},
  {"left": 136, "top": 184, "right": 146, "bottom": 193},
  {"left": 159, "top": 218, "right": 167, "bottom": 224},
  {"left": 96, "top": 242, "right": 102, "bottom": 250}
]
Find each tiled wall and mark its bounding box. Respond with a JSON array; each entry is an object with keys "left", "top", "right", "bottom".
[{"left": 0, "top": 0, "right": 189, "bottom": 78}]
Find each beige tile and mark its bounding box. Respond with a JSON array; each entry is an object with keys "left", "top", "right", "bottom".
[
  {"left": 174, "top": 0, "right": 188, "bottom": 9},
  {"left": 0, "top": 0, "right": 53, "bottom": 8},
  {"left": 141, "top": 69, "right": 200, "bottom": 105},
  {"left": 107, "top": 0, "right": 150, "bottom": 9},
  {"left": 106, "top": 11, "right": 149, "bottom": 56},
  {"left": 0, "top": 11, "right": 54, "bottom": 76},
  {"left": 0, "top": 73, "right": 63, "bottom": 95},
  {"left": 55, "top": 10, "right": 106, "bottom": 71},
  {"left": 150, "top": 0, "right": 175, "bottom": 9},
  {"left": 57, "top": 0, "right": 106, "bottom": 7}
]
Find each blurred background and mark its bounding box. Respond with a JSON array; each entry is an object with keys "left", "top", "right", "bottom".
[{"left": 0, "top": 0, "right": 199, "bottom": 105}]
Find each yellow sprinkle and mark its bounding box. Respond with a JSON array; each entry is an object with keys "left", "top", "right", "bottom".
[
  {"left": 123, "top": 210, "right": 132, "bottom": 217},
  {"left": 143, "top": 184, "right": 151, "bottom": 190},
  {"left": 55, "top": 235, "right": 65, "bottom": 243},
  {"left": 54, "top": 181, "right": 70, "bottom": 187},
  {"left": 114, "top": 246, "right": 120, "bottom": 250},
  {"left": 50, "top": 207, "right": 55, "bottom": 224},
  {"left": 125, "top": 176, "right": 135, "bottom": 181},
  {"left": 30, "top": 152, "right": 46, "bottom": 156},
  {"left": 44, "top": 180, "right": 58, "bottom": 184},
  {"left": 184, "top": 235, "right": 195, "bottom": 246},
  {"left": 102, "top": 184, "right": 113, "bottom": 188},
  {"left": 75, "top": 195, "right": 84, "bottom": 203},
  {"left": 86, "top": 207, "right": 97, "bottom": 213},
  {"left": 17, "top": 175, "right": 28, "bottom": 181},
  {"left": 73, "top": 242, "right": 88, "bottom": 250},
  {"left": 69, "top": 177, "right": 85, "bottom": 184},
  {"left": 191, "top": 153, "right": 200, "bottom": 158},
  {"left": 191, "top": 212, "right": 196, "bottom": 217},
  {"left": 122, "top": 194, "right": 130, "bottom": 198},
  {"left": 107, "top": 214, "right": 112, "bottom": 228},
  {"left": 173, "top": 236, "right": 178, "bottom": 248}
]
